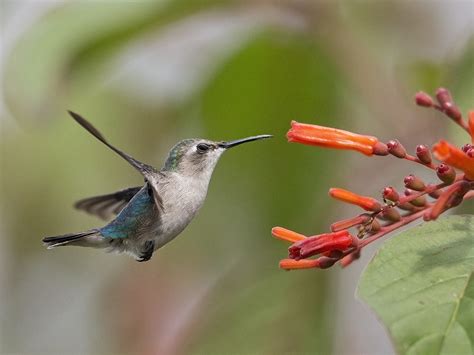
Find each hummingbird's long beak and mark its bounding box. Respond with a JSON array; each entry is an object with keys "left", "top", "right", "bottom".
[{"left": 219, "top": 134, "right": 272, "bottom": 149}]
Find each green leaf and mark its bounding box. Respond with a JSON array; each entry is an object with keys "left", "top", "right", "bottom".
[{"left": 358, "top": 215, "right": 474, "bottom": 355}]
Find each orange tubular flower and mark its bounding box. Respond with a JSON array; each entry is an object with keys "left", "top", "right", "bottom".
[
  {"left": 271, "top": 227, "right": 306, "bottom": 243},
  {"left": 279, "top": 258, "right": 322, "bottom": 270},
  {"left": 432, "top": 140, "right": 474, "bottom": 180},
  {"left": 287, "top": 121, "right": 387, "bottom": 156},
  {"left": 329, "top": 188, "right": 382, "bottom": 211}
]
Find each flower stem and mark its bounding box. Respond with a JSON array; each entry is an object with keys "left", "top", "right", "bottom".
[
  {"left": 359, "top": 205, "right": 432, "bottom": 248},
  {"left": 434, "top": 104, "right": 470, "bottom": 133},
  {"left": 403, "top": 154, "right": 436, "bottom": 169}
]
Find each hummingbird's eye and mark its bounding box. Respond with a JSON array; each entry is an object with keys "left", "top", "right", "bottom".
[{"left": 196, "top": 143, "right": 211, "bottom": 154}]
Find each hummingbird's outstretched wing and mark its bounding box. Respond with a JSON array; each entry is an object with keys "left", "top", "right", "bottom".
[
  {"left": 67, "top": 111, "right": 164, "bottom": 212},
  {"left": 74, "top": 186, "right": 142, "bottom": 220}
]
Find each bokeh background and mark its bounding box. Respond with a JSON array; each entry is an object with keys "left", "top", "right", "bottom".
[{"left": 1, "top": 1, "right": 473, "bottom": 354}]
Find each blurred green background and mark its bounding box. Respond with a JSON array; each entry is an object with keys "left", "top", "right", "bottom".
[{"left": 1, "top": 1, "right": 473, "bottom": 354}]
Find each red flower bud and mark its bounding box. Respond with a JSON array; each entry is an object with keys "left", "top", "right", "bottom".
[
  {"left": 380, "top": 207, "right": 401, "bottom": 222},
  {"left": 329, "top": 188, "right": 382, "bottom": 211},
  {"left": 435, "top": 87, "right": 453, "bottom": 109},
  {"left": 415, "top": 92, "right": 434, "bottom": 107},
  {"left": 436, "top": 163, "right": 456, "bottom": 184},
  {"left": 416, "top": 144, "right": 432, "bottom": 164},
  {"left": 387, "top": 139, "right": 407, "bottom": 158},
  {"left": 404, "top": 189, "right": 427, "bottom": 207},
  {"left": 398, "top": 202, "right": 416, "bottom": 211},
  {"left": 404, "top": 174, "right": 426, "bottom": 191},
  {"left": 382, "top": 186, "right": 400, "bottom": 202},
  {"left": 410, "top": 196, "right": 427, "bottom": 207}
]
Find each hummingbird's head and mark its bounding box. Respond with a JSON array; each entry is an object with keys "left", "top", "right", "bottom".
[{"left": 163, "top": 135, "right": 272, "bottom": 176}]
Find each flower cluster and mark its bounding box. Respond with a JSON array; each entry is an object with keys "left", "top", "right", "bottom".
[{"left": 274, "top": 88, "right": 474, "bottom": 270}]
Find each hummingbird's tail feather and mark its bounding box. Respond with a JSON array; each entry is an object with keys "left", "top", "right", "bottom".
[{"left": 42, "top": 229, "right": 103, "bottom": 249}]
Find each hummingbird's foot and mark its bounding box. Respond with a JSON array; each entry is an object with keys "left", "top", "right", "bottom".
[{"left": 137, "top": 240, "right": 155, "bottom": 262}]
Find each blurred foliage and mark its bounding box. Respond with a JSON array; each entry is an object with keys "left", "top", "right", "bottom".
[
  {"left": 188, "top": 31, "right": 343, "bottom": 354},
  {"left": 1, "top": 1, "right": 473, "bottom": 354}
]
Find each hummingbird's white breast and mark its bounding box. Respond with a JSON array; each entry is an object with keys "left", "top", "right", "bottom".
[{"left": 153, "top": 172, "right": 211, "bottom": 248}]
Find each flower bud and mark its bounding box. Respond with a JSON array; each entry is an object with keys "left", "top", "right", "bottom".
[
  {"left": 416, "top": 144, "right": 432, "bottom": 164},
  {"left": 415, "top": 92, "right": 434, "bottom": 107},
  {"left": 380, "top": 207, "right": 401, "bottom": 222},
  {"left": 404, "top": 174, "right": 426, "bottom": 191},
  {"left": 444, "top": 102, "right": 462, "bottom": 122},
  {"left": 370, "top": 219, "right": 381, "bottom": 233},
  {"left": 382, "top": 186, "right": 400, "bottom": 203},
  {"left": 435, "top": 88, "right": 453, "bottom": 109},
  {"left": 387, "top": 139, "right": 407, "bottom": 158},
  {"left": 410, "top": 196, "right": 427, "bottom": 207},
  {"left": 405, "top": 189, "right": 427, "bottom": 207},
  {"left": 436, "top": 163, "right": 456, "bottom": 184},
  {"left": 398, "top": 202, "right": 416, "bottom": 211}
]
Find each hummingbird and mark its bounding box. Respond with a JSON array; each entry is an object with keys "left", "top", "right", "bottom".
[{"left": 43, "top": 111, "right": 272, "bottom": 262}]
